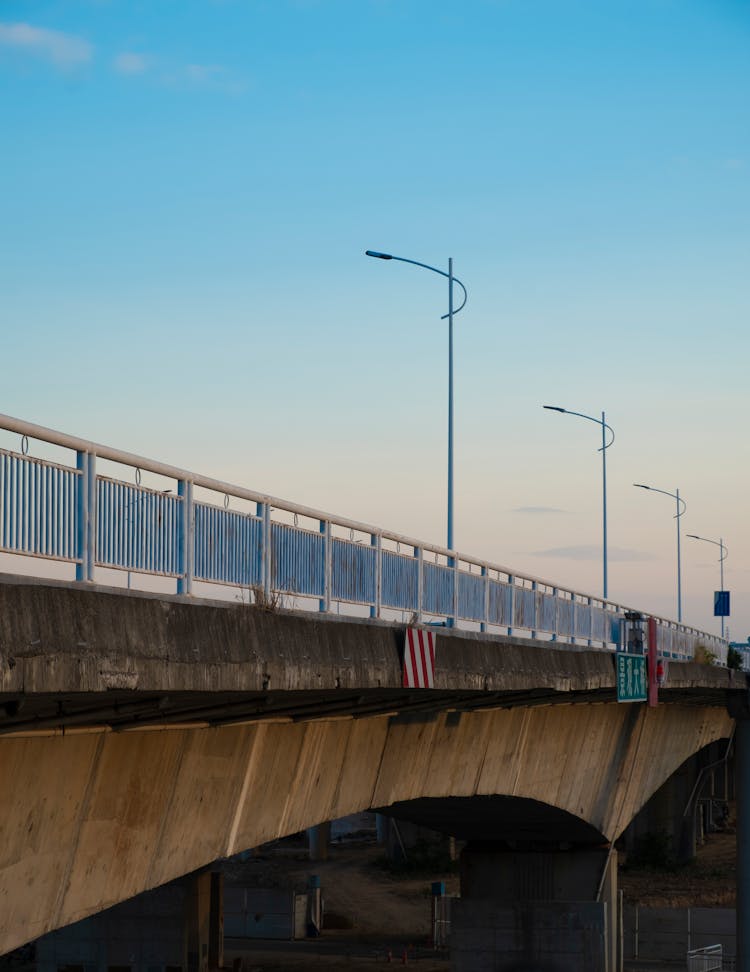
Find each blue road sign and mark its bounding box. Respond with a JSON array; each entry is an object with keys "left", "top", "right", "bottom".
[{"left": 714, "top": 591, "right": 730, "bottom": 617}]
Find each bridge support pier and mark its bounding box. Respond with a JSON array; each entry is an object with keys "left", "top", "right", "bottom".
[
  {"left": 452, "top": 842, "right": 619, "bottom": 972},
  {"left": 736, "top": 712, "right": 750, "bottom": 972},
  {"left": 307, "top": 822, "right": 331, "bottom": 861},
  {"left": 187, "top": 870, "right": 223, "bottom": 972}
]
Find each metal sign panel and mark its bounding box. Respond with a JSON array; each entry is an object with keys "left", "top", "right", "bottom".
[
  {"left": 714, "top": 591, "right": 730, "bottom": 617},
  {"left": 616, "top": 652, "right": 647, "bottom": 703}
]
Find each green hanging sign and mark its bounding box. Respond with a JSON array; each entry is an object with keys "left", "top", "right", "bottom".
[{"left": 616, "top": 652, "right": 647, "bottom": 703}]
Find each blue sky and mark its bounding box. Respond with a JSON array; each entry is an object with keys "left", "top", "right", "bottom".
[{"left": 1, "top": 0, "right": 748, "bottom": 637}]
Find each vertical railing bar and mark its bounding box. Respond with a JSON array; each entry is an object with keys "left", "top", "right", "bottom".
[
  {"left": 20, "top": 455, "right": 27, "bottom": 552},
  {"left": 46, "top": 464, "right": 52, "bottom": 557},
  {"left": 260, "top": 502, "right": 271, "bottom": 599},
  {"left": 31, "top": 461, "right": 38, "bottom": 554},
  {"left": 450, "top": 554, "right": 458, "bottom": 628},
  {"left": 481, "top": 565, "right": 488, "bottom": 633},
  {"left": 550, "top": 588, "right": 558, "bottom": 643},
  {"left": 507, "top": 574, "right": 514, "bottom": 637},
  {"left": 75, "top": 453, "right": 88, "bottom": 579},
  {"left": 149, "top": 491, "right": 155, "bottom": 573},
  {"left": 86, "top": 455, "right": 96, "bottom": 581},
  {"left": 177, "top": 481, "right": 193, "bottom": 594},
  {"left": 370, "top": 532, "right": 381, "bottom": 619},
  {"left": 54, "top": 465, "right": 60, "bottom": 559},
  {"left": 416, "top": 546, "right": 423, "bottom": 622},
  {"left": 0, "top": 455, "right": 6, "bottom": 549}
]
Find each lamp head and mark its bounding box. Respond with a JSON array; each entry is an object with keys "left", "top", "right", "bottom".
[
  {"left": 365, "top": 250, "right": 393, "bottom": 260},
  {"left": 633, "top": 484, "right": 650, "bottom": 490},
  {"left": 543, "top": 406, "right": 566, "bottom": 413}
]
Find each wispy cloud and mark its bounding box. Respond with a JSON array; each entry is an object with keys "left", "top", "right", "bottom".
[
  {"left": 513, "top": 506, "right": 567, "bottom": 515},
  {"left": 0, "top": 22, "right": 92, "bottom": 68},
  {"left": 532, "top": 545, "right": 655, "bottom": 562},
  {"left": 113, "top": 51, "right": 149, "bottom": 75},
  {"left": 163, "top": 62, "right": 247, "bottom": 94}
]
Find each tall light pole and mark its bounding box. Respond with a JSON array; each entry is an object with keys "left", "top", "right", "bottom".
[
  {"left": 543, "top": 407, "right": 614, "bottom": 600},
  {"left": 634, "top": 483, "right": 686, "bottom": 622},
  {"left": 365, "top": 250, "right": 468, "bottom": 552},
  {"left": 687, "top": 534, "right": 728, "bottom": 638}
]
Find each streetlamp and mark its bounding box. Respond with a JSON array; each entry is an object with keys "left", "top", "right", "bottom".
[
  {"left": 365, "top": 250, "right": 467, "bottom": 551},
  {"left": 542, "top": 407, "right": 614, "bottom": 600},
  {"left": 687, "top": 534, "right": 728, "bottom": 638},
  {"left": 634, "top": 483, "right": 686, "bottom": 622}
]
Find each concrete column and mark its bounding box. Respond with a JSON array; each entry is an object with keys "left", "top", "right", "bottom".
[
  {"left": 208, "top": 872, "right": 223, "bottom": 972},
  {"left": 187, "top": 871, "right": 211, "bottom": 972},
  {"left": 187, "top": 870, "right": 223, "bottom": 972},
  {"left": 375, "top": 812, "right": 389, "bottom": 845},
  {"left": 737, "top": 716, "right": 750, "bottom": 972},
  {"left": 308, "top": 821, "right": 331, "bottom": 861},
  {"left": 455, "top": 843, "right": 615, "bottom": 971}
]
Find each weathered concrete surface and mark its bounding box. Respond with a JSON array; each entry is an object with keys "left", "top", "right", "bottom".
[
  {"left": 0, "top": 701, "right": 733, "bottom": 953},
  {"left": 0, "top": 575, "right": 613, "bottom": 694},
  {"left": 0, "top": 576, "right": 741, "bottom": 953},
  {"left": 0, "top": 576, "right": 740, "bottom": 728}
]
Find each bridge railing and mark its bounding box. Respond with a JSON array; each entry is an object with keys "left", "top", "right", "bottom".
[{"left": 0, "top": 413, "right": 727, "bottom": 658}]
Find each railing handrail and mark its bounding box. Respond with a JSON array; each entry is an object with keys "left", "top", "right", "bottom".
[{"left": 0, "top": 412, "right": 728, "bottom": 647}]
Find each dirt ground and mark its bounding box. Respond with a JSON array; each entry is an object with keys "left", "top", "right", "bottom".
[
  {"left": 223, "top": 822, "right": 736, "bottom": 970},
  {"left": 619, "top": 824, "right": 736, "bottom": 908}
]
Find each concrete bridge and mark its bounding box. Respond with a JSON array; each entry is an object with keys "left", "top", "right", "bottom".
[
  {"left": 0, "top": 575, "right": 745, "bottom": 969},
  {"left": 0, "top": 415, "right": 745, "bottom": 969}
]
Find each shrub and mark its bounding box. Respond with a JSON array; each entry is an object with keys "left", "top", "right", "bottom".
[
  {"left": 694, "top": 643, "right": 717, "bottom": 665},
  {"left": 727, "top": 646, "right": 743, "bottom": 670}
]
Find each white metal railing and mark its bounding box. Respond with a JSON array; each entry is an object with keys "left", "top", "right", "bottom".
[
  {"left": 0, "top": 413, "right": 728, "bottom": 657},
  {"left": 687, "top": 944, "right": 723, "bottom": 971}
]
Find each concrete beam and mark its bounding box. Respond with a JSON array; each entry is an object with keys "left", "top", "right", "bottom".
[{"left": 0, "top": 700, "right": 732, "bottom": 955}]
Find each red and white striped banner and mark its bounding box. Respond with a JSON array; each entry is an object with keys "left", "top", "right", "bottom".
[{"left": 403, "top": 628, "right": 436, "bottom": 688}]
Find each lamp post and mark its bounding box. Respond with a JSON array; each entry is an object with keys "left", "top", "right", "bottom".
[
  {"left": 634, "top": 483, "right": 686, "bottom": 622},
  {"left": 543, "top": 407, "right": 614, "bottom": 600},
  {"left": 687, "top": 534, "right": 728, "bottom": 638},
  {"left": 365, "top": 250, "right": 467, "bottom": 552}
]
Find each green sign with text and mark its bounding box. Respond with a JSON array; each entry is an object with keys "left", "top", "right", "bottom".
[{"left": 616, "top": 652, "right": 647, "bottom": 702}]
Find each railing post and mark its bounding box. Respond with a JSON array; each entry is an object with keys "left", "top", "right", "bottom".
[
  {"left": 481, "top": 565, "right": 488, "bottom": 633},
  {"left": 530, "top": 580, "right": 538, "bottom": 640},
  {"left": 507, "top": 574, "right": 514, "bottom": 637},
  {"left": 177, "top": 480, "right": 193, "bottom": 595},
  {"left": 257, "top": 502, "right": 272, "bottom": 601},
  {"left": 76, "top": 451, "right": 96, "bottom": 582},
  {"left": 415, "top": 546, "right": 423, "bottom": 623},
  {"left": 370, "top": 532, "right": 382, "bottom": 619},
  {"left": 319, "top": 519, "right": 331, "bottom": 613},
  {"left": 587, "top": 596, "right": 593, "bottom": 647},
  {"left": 448, "top": 555, "right": 457, "bottom": 629},
  {"left": 75, "top": 451, "right": 88, "bottom": 582},
  {"left": 550, "top": 588, "right": 558, "bottom": 643}
]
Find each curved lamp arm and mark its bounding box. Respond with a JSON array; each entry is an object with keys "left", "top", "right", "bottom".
[
  {"left": 687, "top": 534, "right": 728, "bottom": 563},
  {"left": 365, "top": 250, "right": 468, "bottom": 317},
  {"left": 543, "top": 406, "right": 615, "bottom": 450},
  {"left": 634, "top": 483, "right": 686, "bottom": 518}
]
